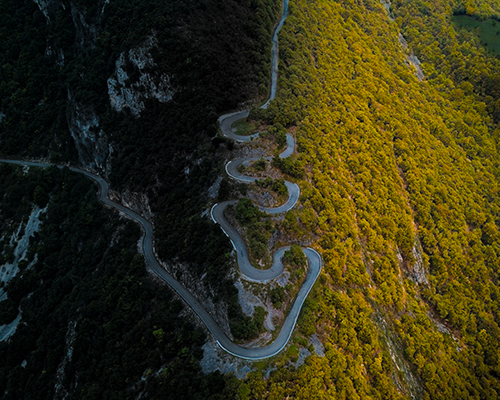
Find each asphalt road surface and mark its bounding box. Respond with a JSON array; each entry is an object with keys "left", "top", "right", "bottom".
[
  {"left": 0, "top": 158, "right": 321, "bottom": 359},
  {"left": 0, "top": 0, "right": 321, "bottom": 361},
  {"left": 212, "top": 3, "right": 323, "bottom": 352}
]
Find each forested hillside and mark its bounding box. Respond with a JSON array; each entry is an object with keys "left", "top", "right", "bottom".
[
  {"left": 2, "top": 0, "right": 500, "bottom": 397},
  {"left": 0, "top": 0, "right": 280, "bottom": 338},
  {"left": 0, "top": 165, "right": 240, "bottom": 399},
  {"left": 240, "top": 0, "right": 500, "bottom": 397},
  {"left": 0, "top": 0, "right": 278, "bottom": 396}
]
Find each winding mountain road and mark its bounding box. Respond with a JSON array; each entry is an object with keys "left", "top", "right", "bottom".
[
  {"left": 262, "top": 0, "right": 289, "bottom": 109},
  {"left": 218, "top": 111, "right": 259, "bottom": 142},
  {"left": 209, "top": 0, "right": 323, "bottom": 358},
  {"left": 217, "top": 0, "right": 290, "bottom": 134},
  {"left": 0, "top": 0, "right": 322, "bottom": 360},
  {"left": 212, "top": 137, "right": 301, "bottom": 281},
  {"left": 224, "top": 152, "right": 299, "bottom": 214},
  {"left": 0, "top": 158, "right": 321, "bottom": 359}
]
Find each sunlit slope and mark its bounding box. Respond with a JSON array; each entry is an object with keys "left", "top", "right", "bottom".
[{"left": 250, "top": 0, "right": 500, "bottom": 397}]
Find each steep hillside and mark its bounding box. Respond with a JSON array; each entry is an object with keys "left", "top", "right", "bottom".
[
  {"left": 240, "top": 0, "right": 500, "bottom": 397},
  {"left": 0, "top": 164, "right": 240, "bottom": 399},
  {"left": 0, "top": 0, "right": 281, "bottom": 337},
  {"left": 0, "top": 0, "right": 280, "bottom": 396},
  {"left": 2, "top": 0, "right": 500, "bottom": 397}
]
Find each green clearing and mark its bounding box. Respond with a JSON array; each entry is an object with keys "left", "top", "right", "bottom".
[
  {"left": 452, "top": 14, "right": 500, "bottom": 55},
  {"left": 232, "top": 118, "right": 257, "bottom": 136}
]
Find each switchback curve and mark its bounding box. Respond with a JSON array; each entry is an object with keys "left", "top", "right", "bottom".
[
  {"left": 0, "top": 158, "right": 321, "bottom": 360},
  {"left": 211, "top": 0, "right": 323, "bottom": 359},
  {"left": 0, "top": 0, "right": 322, "bottom": 361}
]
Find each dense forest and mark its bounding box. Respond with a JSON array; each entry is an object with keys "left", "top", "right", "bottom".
[
  {"left": 0, "top": 0, "right": 279, "bottom": 396},
  {"left": 2, "top": 0, "right": 500, "bottom": 397},
  {"left": 240, "top": 0, "right": 500, "bottom": 397},
  {"left": 0, "top": 0, "right": 281, "bottom": 337},
  {"left": 0, "top": 165, "right": 242, "bottom": 399}
]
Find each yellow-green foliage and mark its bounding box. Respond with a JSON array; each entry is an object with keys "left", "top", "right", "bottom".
[{"left": 246, "top": 0, "right": 500, "bottom": 397}]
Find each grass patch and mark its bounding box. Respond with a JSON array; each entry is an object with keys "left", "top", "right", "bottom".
[
  {"left": 452, "top": 15, "right": 500, "bottom": 55},
  {"left": 232, "top": 118, "right": 257, "bottom": 136}
]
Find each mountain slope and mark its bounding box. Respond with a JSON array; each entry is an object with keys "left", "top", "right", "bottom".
[
  {"left": 2, "top": 0, "right": 500, "bottom": 397},
  {"left": 241, "top": 0, "right": 500, "bottom": 397}
]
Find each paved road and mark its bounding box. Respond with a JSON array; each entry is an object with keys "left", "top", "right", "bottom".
[
  {"left": 211, "top": 0, "right": 322, "bottom": 357},
  {"left": 211, "top": 202, "right": 288, "bottom": 281},
  {"left": 212, "top": 135, "right": 300, "bottom": 279},
  {"left": 0, "top": 0, "right": 321, "bottom": 361},
  {"left": 213, "top": 134, "right": 303, "bottom": 278},
  {"left": 0, "top": 158, "right": 321, "bottom": 359},
  {"left": 218, "top": 111, "right": 259, "bottom": 142},
  {"left": 280, "top": 133, "right": 295, "bottom": 158},
  {"left": 212, "top": 0, "right": 323, "bottom": 352},
  {"left": 224, "top": 137, "right": 299, "bottom": 213},
  {"left": 262, "top": 0, "right": 289, "bottom": 109}
]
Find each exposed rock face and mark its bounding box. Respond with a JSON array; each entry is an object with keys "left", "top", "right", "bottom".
[
  {"left": 48, "top": 1, "right": 113, "bottom": 173},
  {"left": 0, "top": 312, "right": 22, "bottom": 342},
  {"left": 410, "top": 236, "right": 428, "bottom": 285},
  {"left": 144, "top": 241, "right": 234, "bottom": 340},
  {"left": 235, "top": 279, "right": 264, "bottom": 317},
  {"left": 200, "top": 339, "right": 251, "bottom": 378},
  {"left": 62, "top": 4, "right": 178, "bottom": 176},
  {"left": 235, "top": 279, "right": 279, "bottom": 333},
  {"left": 100, "top": 0, "right": 109, "bottom": 15},
  {"left": 308, "top": 334, "right": 325, "bottom": 356},
  {"left": 70, "top": 1, "right": 98, "bottom": 49},
  {"left": 380, "top": 0, "right": 425, "bottom": 82},
  {"left": 54, "top": 321, "right": 77, "bottom": 399},
  {"left": 396, "top": 236, "right": 428, "bottom": 285},
  {"left": 398, "top": 35, "right": 425, "bottom": 82},
  {"left": 376, "top": 313, "right": 423, "bottom": 399},
  {"left": 107, "top": 35, "right": 174, "bottom": 117},
  {"left": 0, "top": 205, "right": 46, "bottom": 342},
  {"left": 67, "top": 93, "right": 113, "bottom": 174},
  {"left": 30, "top": 1, "right": 115, "bottom": 173},
  {"left": 170, "top": 261, "right": 233, "bottom": 339},
  {"left": 379, "top": 0, "right": 394, "bottom": 20},
  {"left": 208, "top": 176, "right": 222, "bottom": 199},
  {"left": 33, "top": 0, "right": 54, "bottom": 21},
  {"left": 112, "top": 189, "right": 154, "bottom": 221},
  {"left": 0, "top": 205, "right": 45, "bottom": 300}
]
